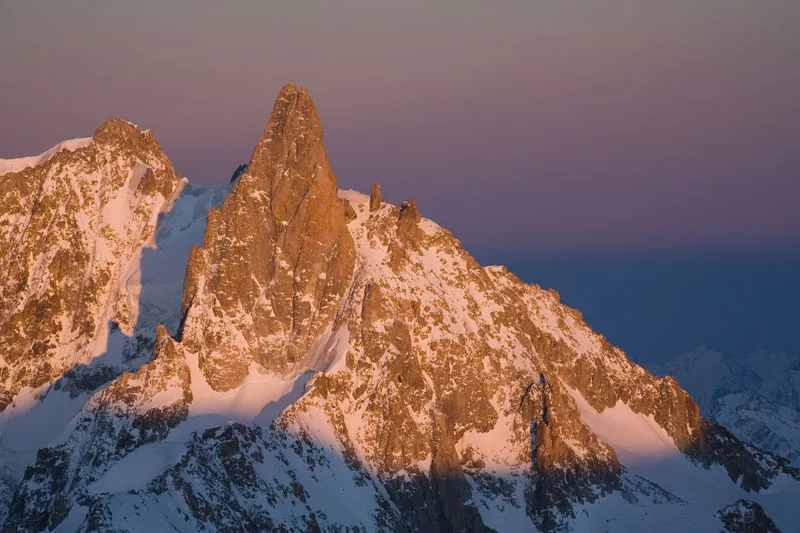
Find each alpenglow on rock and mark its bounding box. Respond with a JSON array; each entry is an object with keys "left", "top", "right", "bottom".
[
  {"left": 0, "top": 120, "right": 180, "bottom": 412},
  {"left": 179, "top": 83, "right": 356, "bottom": 391},
  {"left": 1, "top": 84, "right": 799, "bottom": 533},
  {"left": 369, "top": 182, "right": 382, "bottom": 211}
]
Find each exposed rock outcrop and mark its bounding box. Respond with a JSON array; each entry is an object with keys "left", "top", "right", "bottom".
[
  {"left": 229, "top": 163, "right": 248, "bottom": 184},
  {"left": 717, "top": 499, "right": 781, "bottom": 533},
  {"left": 179, "top": 83, "right": 356, "bottom": 391},
  {"left": 0, "top": 120, "right": 180, "bottom": 412},
  {"left": 3, "top": 325, "right": 192, "bottom": 531},
  {"left": 369, "top": 182, "right": 382, "bottom": 211}
]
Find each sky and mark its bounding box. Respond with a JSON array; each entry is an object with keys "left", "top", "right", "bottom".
[
  {"left": 483, "top": 247, "right": 800, "bottom": 364},
  {"left": 1, "top": 1, "right": 798, "bottom": 362}
]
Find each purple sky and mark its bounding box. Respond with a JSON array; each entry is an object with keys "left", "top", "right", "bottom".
[{"left": 2, "top": 1, "right": 798, "bottom": 253}]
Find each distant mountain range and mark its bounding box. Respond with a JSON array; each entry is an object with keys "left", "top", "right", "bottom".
[{"left": 655, "top": 346, "right": 800, "bottom": 466}]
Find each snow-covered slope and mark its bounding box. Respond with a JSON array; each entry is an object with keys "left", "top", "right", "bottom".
[
  {"left": 656, "top": 347, "right": 800, "bottom": 466},
  {"left": 0, "top": 121, "right": 230, "bottom": 525},
  {"left": 566, "top": 386, "right": 797, "bottom": 531},
  {"left": 0, "top": 120, "right": 179, "bottom": 412},
  {"left": 0, "top": 138, "right": 93, "bottom": 176},
  {"left": 2, "top": 86, "right": 799, "bottom": 532}
]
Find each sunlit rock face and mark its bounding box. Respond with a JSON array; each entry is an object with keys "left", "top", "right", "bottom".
[
  {"left": 179, "top": 83, "right": 356, "bottom": 392},
  {"left": 656, "top": 347, "right": 800, "bottom": 467},
  {"left": 2, "top": 85, "right": 800, "bottom": 533},
  {"left": 0, "top": 124, "right": 233, "bottom": 526},
  {"left": 0, "top": 120, "right": 180, "bottom": 412}
]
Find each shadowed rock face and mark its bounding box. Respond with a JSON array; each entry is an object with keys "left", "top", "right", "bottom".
[
  {"left": 2, "top": 326, "right": 193, "bottom": 532},
  {"left": 717, "top": 499, "right": 781, "bottom": 532},
  {"left": 180, "top": 84, "right": 356, "bottom": 391},
  {"left": 0, "top": 120, "right": 179, "bottom": 411}
]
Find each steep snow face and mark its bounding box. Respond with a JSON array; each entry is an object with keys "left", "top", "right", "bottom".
[
  {"left": 567, "top": 387, "right": 679, "bottom": 466},
  {"left": 567, "top": 386, "right": 800, "bottom": 532},
  {"left": 0, "top": 138, "right": 93, "bottom": 176},
  {"left": 657, "top": 348, "right": 800, "bottom": 466}
]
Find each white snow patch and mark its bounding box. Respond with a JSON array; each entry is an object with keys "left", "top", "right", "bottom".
[
  {"left": 467, "top": 475, "right": 532, "bottom": 531},
  {"left": 87, "top": 353, "right": 315, "bottom": 495},
  {"left": 567, "top": 385, "right": 679, "bottom": 464},
  {"left": 185, "top": 354, "right": 292, "bottom": 425},
  {"left": 565, "top": 383, "right": 800, "bottom": 532},
  {"left": 338, "top": 188, "right": 369, "bottom": 206}
]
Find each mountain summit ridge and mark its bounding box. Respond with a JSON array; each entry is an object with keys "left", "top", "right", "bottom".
[
  {"left": 179, "top": 83, "right": 356, "bottom": 392},
  {"left": 1, "top": 85, "right": 799, "bottom": 532}
]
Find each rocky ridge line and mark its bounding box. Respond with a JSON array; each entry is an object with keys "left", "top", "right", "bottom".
[
  {"left": 0, "top": 120, "right": 180, "bottom": 411},
  {"left": 2, "top": 85, "right": 798, "bottom": 532},
  {"left": 179, "top": 83, "right": 356, "bottom": 391}
]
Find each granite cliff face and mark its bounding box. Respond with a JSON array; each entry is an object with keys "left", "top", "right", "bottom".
[
  {"left": 179, "top": 84, "right": 355, "bottom": 392},
  {"left": 1, "top": 85, "right": 799, "bottom": 532}
]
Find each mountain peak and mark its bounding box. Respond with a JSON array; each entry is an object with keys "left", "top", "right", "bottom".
[
  {"left": 93, "top": 118, "right": 142, "bottom": 143},
  {"left": 92, "top": 118, "right": 169, "bottom": 166},
  {"left": 179, "top": 83, "right": 355, "bottom": 391},
  {"left": 278, "top": 81, "right": 300, "bottom": 95},
  {"left": 255, "top": 83, "right": 319, "bottom": 146},
  {"left": 245, "top": 83, "right": 326, "bottom": 191}
]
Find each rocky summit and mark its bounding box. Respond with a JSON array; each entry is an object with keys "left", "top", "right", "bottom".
[{"left": 0, "top": 85, "right": 799, "bottom": 532}]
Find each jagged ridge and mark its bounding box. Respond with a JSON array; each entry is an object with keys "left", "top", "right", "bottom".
[{"left": 2, "top": 85, "right": 799, "bottom": 533}]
